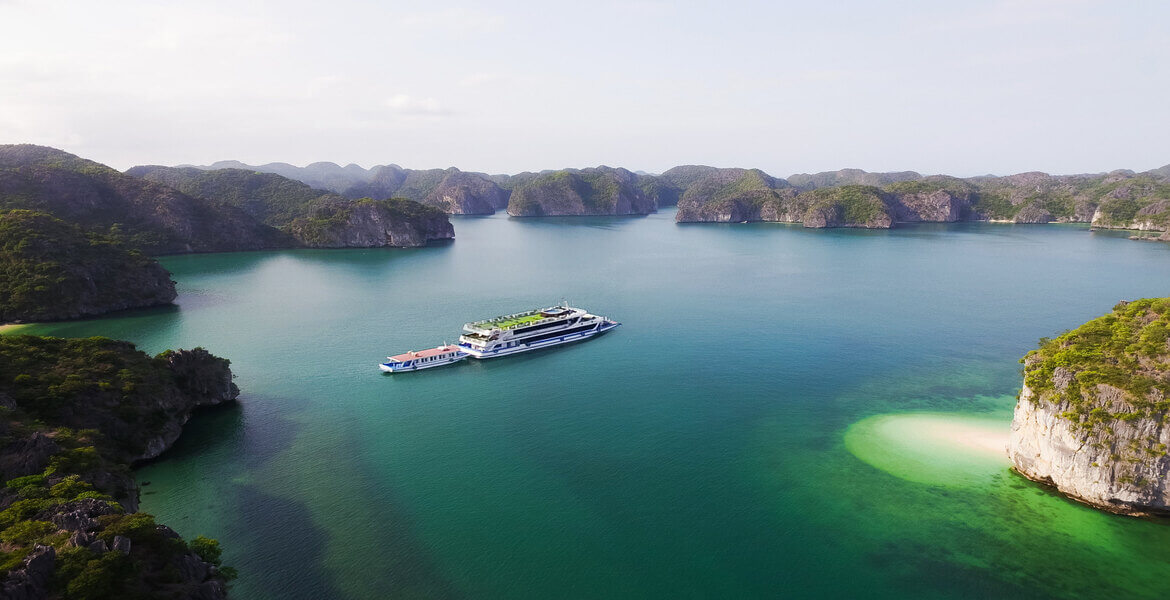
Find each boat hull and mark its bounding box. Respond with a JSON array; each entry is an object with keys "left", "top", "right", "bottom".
[
  {"left": 379, "top": 354, "right": 467, "bottom": 373},
  {"left": 459, "top": 320, "right": 619, "bottom": 359}
]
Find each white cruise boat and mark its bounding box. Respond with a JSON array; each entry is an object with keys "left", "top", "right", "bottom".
[
  {"left": 457, "top": 304, "right": 619, "bottom": 359},
  {"left": 379, "top": 344, "right": 467, "bottom": 373}
]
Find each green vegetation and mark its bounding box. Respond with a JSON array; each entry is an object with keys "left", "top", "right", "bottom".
[
  {"left": 394, "top": 169, "right": 452, "bottom": 202},
  {"left": 1022, "top": 298, "right": 1170, "bottom": 428},
  {"left": 678, "top": 169, "right": 772, "bottom": 208},
  {"left": 572, "top": 171, "right": 622, "bottom": 213},
  {"left": 287, "top": 197, "right": 447, "bottom": 247},
  {"left": 803, "top": 185, "right": 890, "bottom": 225},
  {"left": 0, "top": 145, "right": 287, "bottom": 254},
  {"left": 709, "top": 170, "right": 774, "bottom": 204},
  {"left": 0, "top": 334, "right": 235, "bottom": 595},
  {"left": 1090, "top": 177, "right": 1170, "bottom": 227},
  {"left": 479, "top": 313, "right": 545, "bottom": 329},
  {"left": 0, "top": 210, "right": 174, "bottom": 323},
  {"left": 132, "top": 165, "right": 449, "bottom": 246},
  {"left": 131, "top": 166, "right": 332, "bottom": 226},
  {"left": 507, "top": 168, "right": 651, "bottom": 216},
  {"left": 970, "top": 190, "right": 1018, "bottom": 220},
  {"left": 883, "top": 177, "right": 974, "bottom": 197}
]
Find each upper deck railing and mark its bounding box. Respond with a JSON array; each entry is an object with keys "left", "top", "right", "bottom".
[{"left": 464, "top": 307, "right": 582, "bottom": 332}]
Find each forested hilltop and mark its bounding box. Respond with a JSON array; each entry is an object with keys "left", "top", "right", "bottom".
[
  {"left": 674, "top": 167, "right": 1170, "bottom": 233},
  {"left": 0, "top": 210, "right": 176, "bottom": 323},
  {"left": 187, "top": 158, "right": 1170, "bottom": 238},
  {"left": 0, "top": 336, "right": 239, "bottom": 598},
  {"left": 0, "top": 145, "right": 454, "bottom": 323},
  {"left": 125, "top": 166, "right": 454, "bottom": 248},
  {"left": 0, "top": 145, "right": 453, "bottom": 254}
]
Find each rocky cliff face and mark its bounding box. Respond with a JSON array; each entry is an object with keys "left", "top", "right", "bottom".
[
  {"left": 1008, "top": 298, "right": 1170, "bottom": 516},
  {"left": 1011, "top": 204, "right": 1055, "bottom": 224},
  {"left": 0, "top": 336, "right": 238, "bottom": 598},
  {"left": 882, "top": 178, "right": 977, "bottom": 222},
  {"left": 1009, "top": 379, "right": 1169, "bottom": 515},
  {"left": 422, "top": 170, "right": 509, "bottom": 214},
  {"left": 676, "top": 175, "right": 975, "bottom": 228},
  {"left": 139, "top": 348, "right": 239, "bottom": 460},
  {"left": 1091, "top": 198, "right": 1170, "bottom": 234},
  {"left": 288, "top": 198, "right": 454, "bottom": 247},
  {"left": 508, "top": 167, "right": 655, "bottom": 216}
]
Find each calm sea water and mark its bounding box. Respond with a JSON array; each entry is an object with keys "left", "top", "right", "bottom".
[{"left": 18, "top": 210, "right": 1170, "bottom": 599}]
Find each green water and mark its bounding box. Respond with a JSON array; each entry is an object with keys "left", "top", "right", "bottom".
[{"left": 17, "top": 210, "right": 1170, "bottom": 598}]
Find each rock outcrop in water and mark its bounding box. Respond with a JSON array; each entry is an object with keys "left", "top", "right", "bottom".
[
  {"left": 507, "top": 167, "right": 656, "bottom": 216},
  {"left": 286, "top": 198, "right": 454, "bottom": 247},
  {"left": 179, "top": 156, "right": 1170, "bottom": 232},
  {"left": 675, "top": 164, "right": 1170, "bottom": 234},
  {"left": 0, "top": 335, "right": 238, "bottom": 598},
  {"left": 1008, "top": 298, "right": 1170, "bottom": 516}
]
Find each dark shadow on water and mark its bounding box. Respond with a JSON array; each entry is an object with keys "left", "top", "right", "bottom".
[
  {"left": 134, "top": 392, "right": 307, "bottom": 473},
  {"left": 6, "top": 303, "right": 183, "bottom": 339},
  {"left": 160, "top": 249, "right": 289, "bottom": 277},
  {"left": 226, "top": 486, "right": 348, "bottom": 600},
  {"left": 867, "top": 539, "right": 1051, "bottom": 600},
  {"left": 507, "top": 213, "right": 653, "bottom": 230},
  {"left": 676, "top": 220, "right": 1102, "bottom": 242},
  {"left": 138, "top": 393, "right": 462, "bottom": 599},
  {"left": 273, "top": 243, "right": 455, "bottom": 268}
]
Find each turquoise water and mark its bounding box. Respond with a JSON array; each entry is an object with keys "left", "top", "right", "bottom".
[{"left": 18, "top": 210, "right": 1170, "bottom": 598}]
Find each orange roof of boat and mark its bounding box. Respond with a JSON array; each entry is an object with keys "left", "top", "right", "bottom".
[{"left": 387, "top": 345, "right": 461, "bottom": 362}]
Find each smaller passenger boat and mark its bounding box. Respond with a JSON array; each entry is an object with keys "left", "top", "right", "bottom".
[{"left": 379, "top": 344, "right": 467, "bottom": 373}]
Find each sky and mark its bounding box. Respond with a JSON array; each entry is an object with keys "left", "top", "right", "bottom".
[{"left": 1, "top": 0, "right": 1167, "bottom": 177}]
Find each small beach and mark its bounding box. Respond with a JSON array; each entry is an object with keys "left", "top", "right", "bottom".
[{"left": 844, "top": 412, "right": 1011, "bottom": 487}]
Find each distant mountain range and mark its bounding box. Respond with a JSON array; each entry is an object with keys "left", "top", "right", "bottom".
[
  {"left": 182, "top": 158, "right": 1170, "bottom": 233},
  {"left": 2, "top": 143, "right": 1167, "bottom": 323}
]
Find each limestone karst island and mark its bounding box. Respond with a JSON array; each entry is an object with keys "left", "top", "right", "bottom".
[{"left": 3, "top": 1, "right": 1170, "bottom": 599}]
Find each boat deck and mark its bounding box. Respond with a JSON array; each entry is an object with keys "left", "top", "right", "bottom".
[
  {"left": 483, "top": 313, "right": 546, "bottom": 329},
  {"left": 387, "top": 345, "right": 461, "bottom": 362}
]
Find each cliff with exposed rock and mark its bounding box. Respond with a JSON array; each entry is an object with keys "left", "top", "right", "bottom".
[
  {"left": 286, "top": 198, "right": 453, "bottom": 247},
  {"left": 1008, "top": 298, "right": 1170, "bottom": 516},
  {"left": 0, "top": 335, "right": 239, "bottom": 598}
]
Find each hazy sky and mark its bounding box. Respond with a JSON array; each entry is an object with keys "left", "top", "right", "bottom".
[{"left": 1, "top": 0, "right": 1167, "bottom": 176}]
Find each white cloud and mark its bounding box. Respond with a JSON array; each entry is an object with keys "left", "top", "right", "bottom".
[{"left": 385, "top": 94, "right": 451, "bottom": 116}]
